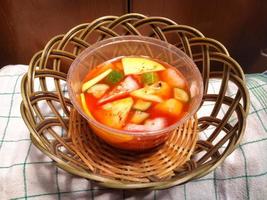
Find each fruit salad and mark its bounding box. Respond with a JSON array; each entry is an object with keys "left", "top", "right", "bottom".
[{"left": 80, "top": 56, "right": 190, "bottom": 132}]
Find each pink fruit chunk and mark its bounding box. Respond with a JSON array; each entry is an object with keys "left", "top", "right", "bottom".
[
  {"left": 124, "top": 117, "right": 167, "bottom": 132},
  {"left": 145, "top": 117, "right": 167, "bottom": 131},
  {"left": 124, "top": 124, "right": 146, "bottom": 131},
  {"left": 98, "top": 76, "right": 139, "bottom": 104},
  {"left": 160, "top": 68, "right": 186, "bottom": 89}
]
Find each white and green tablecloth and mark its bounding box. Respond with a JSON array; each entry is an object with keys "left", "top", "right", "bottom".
[{"left": 0, "top": 65, "right": 266, "bottom": 200}]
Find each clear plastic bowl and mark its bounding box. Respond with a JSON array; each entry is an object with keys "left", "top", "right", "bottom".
[{"left": 67, "top": 36, "right": 203, "bottom": 151}]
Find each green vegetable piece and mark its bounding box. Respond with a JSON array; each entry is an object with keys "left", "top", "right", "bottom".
[
  {"left": 105, "top": 70, "right": 124, "bottom": 85},
  {"left": 142, "top": 72, "right": 159, "bottom": 85}
]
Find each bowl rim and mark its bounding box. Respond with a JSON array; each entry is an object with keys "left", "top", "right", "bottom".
[{"left": 67, "top": 35, "right": 203, "bottom": 137}]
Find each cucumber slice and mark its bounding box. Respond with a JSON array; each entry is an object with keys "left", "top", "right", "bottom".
[
  {"left": 130, "top": 87, "right": 163, "bottom": 102},
  {"left": 142, "top": 72, "right": 159, "bottom": 85},
  {"left": 82, "top": 68, "right": 112, "bottom": 92},
  {"left": 174, "top": 88, "right": 190, "bottom": 102},
  {"left": 133, "top": 99, "right": 152, "bottom": 111},
  {"left": 130, "top": 111, "right": 149, "bottom": 124},
  {"left": 87, "top": 84, "right": 109, "bottom": 98},
  {"left": 105, "top": 70, "right": 124, "bottom": 85}
]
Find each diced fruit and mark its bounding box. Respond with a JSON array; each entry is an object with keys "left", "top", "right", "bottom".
[
  {"left": 124, "top": 117, "right": 167, "bottom": 131},
  {"left": 122, "top": 57, "right": 165, "bottom": 75},
  {"left": 130, "top": 87, "right": 163, "bottom": 103},
  {"left": 174, "top": 88, "right": 190, "bottom": 102},
  {"left": 105, "top": 70, "right": 124, "bottom": 85},
  {"left": 124, "top": 124, "right": 146, "bottom": 131},
  {"left": 97, "top": 97, "right": 134, "bottom": 129},
  {"left": 133, "top": 99, "right": 152, "bottom": 111},
  {"left": 99, "top": 76, "right": 139, "bottom": 104},
  {"left": 82, "top": 68, "right": 112, "bottom": 92},
  {"left": 130, "top": 111, "right": 149, "bottom": 124},
  {"left": 142, "top": 72, "right": 159, "bottom": 85},
  {"left": 145, "top": 117, "right": 167, "bottom": 131},
  {"left": 102, "top": 97, "right": 134, "bottom": 114},
  {"left": 80, "top": 93, "right": 94, "bottom": 119},
  {"left": 154, "top": 98, "right": 183, "bottom": 117},
  {"left": 86, "top": 84, "right": 110, "bottom": 98},
  {"left": 160, "top": 68, "right": 186, "bottom": 88},
  {"left": 130, "top": 81, "right": 170, "bottom": 102},
  {"left": 150, "top": 81, "right": 171, "bottom": 99}
]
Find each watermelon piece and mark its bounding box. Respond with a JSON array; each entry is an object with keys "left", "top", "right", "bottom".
[
  {"left": 144, "top": 117, "right": 167, "bottom": 131},
  {"left": 124, "top": 124, "right": 146, "bottom": 131},
  {"left": 160, "top": 68, "right": 186, "bottom": 89}
]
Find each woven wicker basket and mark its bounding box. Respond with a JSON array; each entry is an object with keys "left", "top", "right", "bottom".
[{"left": 21, "top": 13, "right": 250, "bottom": 189}]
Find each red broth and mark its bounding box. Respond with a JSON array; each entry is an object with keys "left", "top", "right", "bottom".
[{"left": 81, "top": 56, "right": 190, "bottom": 132}]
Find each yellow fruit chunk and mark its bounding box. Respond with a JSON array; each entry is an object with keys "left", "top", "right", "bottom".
[
  {"left": 150, "top": 81, "right": 171, "bottom": 99},
  {"left": 130, "top": 87, "right": 163, "bottom": 103},
  {"left": 87, "top": 84, "right": 110, "bottom": 98},
  {"left": 82, "top": 68, "right": 112, "bottom": 92},
  {"left": 174, "top": 88, "right": 190, "bottom": 103},
  {"left": 133, "top": 99, "right": 152, "bottom": 111},
  {"left": 80, "top": 93, "right": 94, "bottom": 119},
  {"left": 154, "top": 98, "right": 183, "bottom": 117},
  {"left": 99, "top": 97, "right": 134, "bottom": 129},
  {"left": 122, "top": 57, "right": 165, "bottom": 75},
  {"left": 130, "top": 111, "right": 149, "bottom": 124}
]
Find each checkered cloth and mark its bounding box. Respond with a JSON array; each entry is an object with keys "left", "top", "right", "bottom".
[{"left": 0, "top": 65, "right": 266, "bottom": 200}]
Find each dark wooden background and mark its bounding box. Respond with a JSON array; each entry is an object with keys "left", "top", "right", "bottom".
[{"left": 0, "top": 0, "right": 267, "bottom": 72}]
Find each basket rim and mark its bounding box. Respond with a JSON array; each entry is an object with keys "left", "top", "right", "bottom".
[{"left": 20, "top": 13, "right": 250, "bottom": 190}]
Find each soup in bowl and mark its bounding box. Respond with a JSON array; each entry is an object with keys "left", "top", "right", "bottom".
[{"left": 67, "top": 36, "right": 203, "bottom": 151}]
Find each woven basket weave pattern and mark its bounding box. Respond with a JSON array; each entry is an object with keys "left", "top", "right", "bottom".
[{"left": 21, "top": 13, "right": 249, "bottom": 189}]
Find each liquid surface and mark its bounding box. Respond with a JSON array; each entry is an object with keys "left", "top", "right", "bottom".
[{"left": 81, "top": 56, "right": 190, "bottom": 132}]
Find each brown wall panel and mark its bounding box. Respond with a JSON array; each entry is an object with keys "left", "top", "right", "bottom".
[
  {"left": 1, "top": 0, "right": 266, "bottom": 72},
  {"left": 0, "top": 0, "right": 126, "bottom": 67},
  {"left": 132, "top": 0, "right": 267, "bottom": 72}
]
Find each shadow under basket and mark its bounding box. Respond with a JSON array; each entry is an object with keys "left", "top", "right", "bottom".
[{"left": 21, "top": 13, "right": 250, "bottom": 189}]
